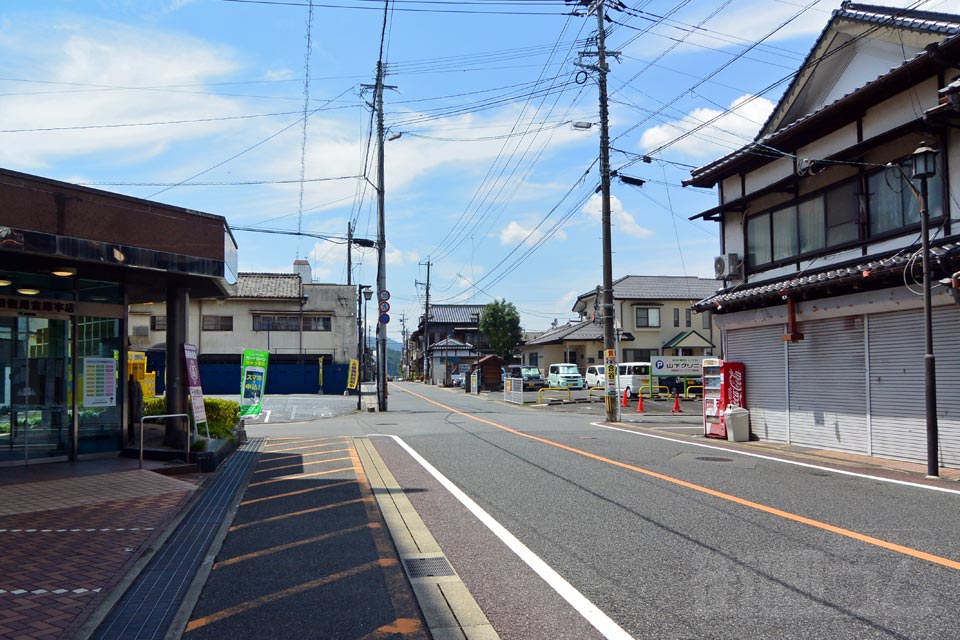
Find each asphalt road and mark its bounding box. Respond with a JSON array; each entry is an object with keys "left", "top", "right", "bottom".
[{"left": 198, "top": 382, "right": 960, "bottom": 640}]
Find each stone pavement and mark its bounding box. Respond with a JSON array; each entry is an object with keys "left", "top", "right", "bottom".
[{"left": 0, "top": 462, "right": 202, "bottom": 640}]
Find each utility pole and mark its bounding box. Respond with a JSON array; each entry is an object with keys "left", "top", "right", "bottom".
[
  {"left": 400, "top": 313, "right": 408, "bottom": 380},
  {"left": 346, "top": 222, "right": 353, "bottom": 286},
  {"left": 575, "top": 0, "right": 619, "bottom": 422},
  {"left": 417, "top": 259, "right": 431, "bottom": 383},
  {"left": 363, "top": 63, "right": 397, "bottom": 412}
]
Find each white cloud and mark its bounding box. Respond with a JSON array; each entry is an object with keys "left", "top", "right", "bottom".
[
  {"left": 499, "top": 220, "right": 566, "bottom": 246},
  {"left": 639, "top": 94, "right": 775, "bottom": 158},
  {"left": 582, "top": 194, "right": 654, "bottom": 239},
  {"left": 386, "top": 244, "right": 419, "bottom": 266}
]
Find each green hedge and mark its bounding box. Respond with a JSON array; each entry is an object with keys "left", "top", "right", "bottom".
[{"left": 142, "top": 397, "right": 240, "bottom": 441}]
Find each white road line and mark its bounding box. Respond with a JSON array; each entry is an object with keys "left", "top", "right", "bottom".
[
  {"left": 290, "top": 406, "right": 298, "bottom": 420},
  {"left": 591, "top": 422, "right": 960, "bottom": 496},
  {"left": 263, "top": 410, "right": 272, "bottom": 423},
  {"left": 369, "top": 433, "right": 635, "bottom": 640}
]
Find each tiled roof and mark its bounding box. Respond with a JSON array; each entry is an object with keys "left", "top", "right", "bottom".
[
  {"left": 611, "top": 275, "right": 722, "bottom": 300},
  {"left": 525, "top": 321, "right": 598, "bottom": 345},
  {"left": 426, "top": 304, "right": 487, "bottom": 324},
  {"left": 687, "top": 3, "right": 960, "bottom": 188},
  {"left": 236, "top": 273, "right": 302, "bottom": 298},
  {"left": 693, "top": 241, "right": 960, "bottom": 312},
  {"left": 429, "top": 337, "right": 474, "bottom": 350}
]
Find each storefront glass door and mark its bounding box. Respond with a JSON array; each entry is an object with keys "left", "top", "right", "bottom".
[{"left": 0, "top": 316, "right": 72, "bottom": 463}]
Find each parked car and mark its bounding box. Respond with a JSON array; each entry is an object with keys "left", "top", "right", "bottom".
[
  {"left": 451, "top": 372, "right": 465, "bottom": 387},
  {"left": 584, "top": 365, "right": 605, "bottom": 389},
  {"left": 617, "top": 362, "right": 651, "bottom": 398},
  {"left": 503, "top": 364, "right": 547, "bottom": 391},
  {"left": 547, "top": 363, "right": 585, "bottom": 390}
]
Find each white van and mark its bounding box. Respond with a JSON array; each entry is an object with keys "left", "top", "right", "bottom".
[
  {"left": 584, "top": 365, "right": 605, "bottom": 389},
  {"left": 617, "top": 362, "right": 651, "bottom": 398},
  {"left": 547, "top": 363, "right": 585, "bottom": 390}
]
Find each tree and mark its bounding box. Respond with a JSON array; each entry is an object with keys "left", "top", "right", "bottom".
[{"left": 479, "top": 299, "right": 523, "bottom": 362}]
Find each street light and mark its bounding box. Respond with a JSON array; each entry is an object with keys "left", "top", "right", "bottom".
[
  {"left": 911, "top": 142, "right": 939, "bottom": 477},
  {"left": 357, "top": 285, "right": 373, "bottom": 411}
]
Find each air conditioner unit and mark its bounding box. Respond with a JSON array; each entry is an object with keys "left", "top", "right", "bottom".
[
  {"left": 714, "top": 253, "right": 742, "bottom": 279},
  {"left": 132, "top": 326, "right": 150, "bottom": 337}
]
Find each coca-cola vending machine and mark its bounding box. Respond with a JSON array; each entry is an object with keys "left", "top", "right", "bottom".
[{"left": 702, "top": 358, "right": 745, "bottom": 439}]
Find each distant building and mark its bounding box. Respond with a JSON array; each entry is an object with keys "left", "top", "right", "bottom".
[
  {"left": 129, "top": 262, "right": 356, "bottom": 394},
  {"left": 409, "top": 304, "right": 489, "bottom": 380},
  {"left": 519, "top": 275, "right": 721, "bottom": 370}
]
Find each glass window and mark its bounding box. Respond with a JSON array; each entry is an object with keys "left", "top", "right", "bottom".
[
  {"left": 868, "top": 162, "right": 943, "bottom": 236},
  {"left": 798, "top": 197, "right": 825, "bottom": 253},
  {"left": 201, "top": 315, "right": 233, "bottom": 331},
  {"left": 673, "top": 308, "right": 680, "bottom": 327},
  {"left": 825, "top": 181, "right": 858, "bottom": 246},
  {"left": 701, "top": 310, "right": 711, "bottom": 331},
  {"left": 685, "top": 309, "right": 692, "bottom": 328},
  {"left": 150, "top": 315, "right": 166, "bottom": 331},
  {"left": 253, "top": 315, "right": 299, "bottom": 331},
  {"left": 746, "top": 213, "right": 771, "bottom": 267},
  {"left": 772, "top": 205, "right": 798, "bottom": 260},
  {"left": 302, "top": 316, "right": 331, "bottom": 331},
  {"left": 635, "top": 307, "right": 660, "bottom": 328}
]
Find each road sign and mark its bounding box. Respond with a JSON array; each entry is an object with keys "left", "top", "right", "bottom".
[
  {"left": 379, "top": 290, "right": 390, "bottom": 301},
  {"left": 378, "top": 301, "right": 390, "bottom": 313},
  {"left": 379, "top": 313, "right": 390, "bottom": 325}
]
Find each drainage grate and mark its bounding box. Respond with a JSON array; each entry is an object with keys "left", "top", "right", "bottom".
[
  {"left": 696, "top": 456, "right": 734, "bottom": 463},
  {"left": 404, "top": 556, "right": 455, "bottom": 578}
]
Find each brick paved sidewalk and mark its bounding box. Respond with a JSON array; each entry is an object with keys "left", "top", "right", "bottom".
[{"left": 0, "top": 469, "right": 202, "bottom": 640}]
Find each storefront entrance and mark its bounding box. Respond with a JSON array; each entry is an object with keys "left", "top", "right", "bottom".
[{"left": 0, "top": 316, "right": 72, "bottom": 463}]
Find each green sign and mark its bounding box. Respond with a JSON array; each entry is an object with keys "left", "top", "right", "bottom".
[{"left": 240, "top": 349, "right": 269, "bottom": 417}]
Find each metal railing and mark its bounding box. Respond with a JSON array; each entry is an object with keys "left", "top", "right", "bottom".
[
  {"left": 640, "top": 384, "right": 671, "bottom": 398},
  {"left": 683, "top": 384, "right": 703, "bottom": 399},
  {"left": 138, "top": 413, "right": 192, "bottom": 470}
]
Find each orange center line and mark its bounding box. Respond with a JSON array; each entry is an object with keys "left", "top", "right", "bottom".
[
  {"left": 184, "top": 559, "right": 394, "bottom": 632},
  {"left": 239, "top": 480, "right": 356, "bottom": 506},
  {"left": 229, "top": 497, "right": 371, "bottom": 532},
  {"left": 213, "top": 523, "right": 376, "bottom": 569},
  {"left": 247, "top": 465, "right": 354, "bottom": 488},
  {"left": 396, "top": 385, "right": 960, "bottom": 572}
]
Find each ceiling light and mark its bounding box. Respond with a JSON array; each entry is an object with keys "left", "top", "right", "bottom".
[
  {"left": 17, "top": 288, "right": 40, "bottom": 296},
  {"left": 0, "top": 279, "right": 11, "bottom": 287},
  {"left": 52, "top": 267, "right": 76, "bottom": 277}
]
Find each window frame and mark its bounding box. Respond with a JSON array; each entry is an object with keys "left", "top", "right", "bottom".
[
  {"left": 634, "top": 307, "right": 660, "bottom": 328},
  {"left": 201, "top": 315, "right": 234, "bottom": 332}
]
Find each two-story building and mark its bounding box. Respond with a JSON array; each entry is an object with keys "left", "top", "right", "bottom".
[
  {"left": 519, "top": 275, "right": 721, "bottom": 371},
  {"left": 129, "top": 261, "right": 357, "bottom": 395},
  {"left": 409, "top": 304, "right": 490, "bottom": 380},
  {"left": 686, "top": 3, "right": 960, "bottom": 469}
]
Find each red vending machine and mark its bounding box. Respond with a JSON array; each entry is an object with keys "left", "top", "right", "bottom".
[{"left": 702, "top": 358, "right": 745, "bottom": 439}]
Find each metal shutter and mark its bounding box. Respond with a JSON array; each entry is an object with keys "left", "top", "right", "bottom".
[
  {"left": 869, "top": 306, "right": 960, "bottom": 468},
  {"left": 726, "top": 325, "right": 787, "bottom": 442},
  {"left": 788, "top": 316, "right": 867, "bottom": 453}
]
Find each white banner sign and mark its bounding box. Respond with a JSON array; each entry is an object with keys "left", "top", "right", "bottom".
[{"left": 652, "top": 356, "right": 703, "bottom": 377}]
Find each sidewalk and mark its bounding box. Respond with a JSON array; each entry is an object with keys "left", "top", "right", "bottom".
[{"left": 0, "top": 459, "right": 204, "bottom": 640}]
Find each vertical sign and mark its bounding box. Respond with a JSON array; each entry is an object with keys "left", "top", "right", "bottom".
[
  {"left": 604, "top": 348, "right": 617, "bottom": 397},
  {"left": 347, "top": 358, "right": 360, "bottom": 390},
  {"left": 183, "top": 344, "right": 207, "bottom": 428},
  {"left": 83, "top": 357, "right": 117, "bottom": 407},
  {"left": 240, "top": 349, "right": 269, "bottom": 417}
]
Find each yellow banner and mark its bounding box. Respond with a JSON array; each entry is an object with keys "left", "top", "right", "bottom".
[{"left": 347, "top": 359, "right": 360, "bottom": 390}]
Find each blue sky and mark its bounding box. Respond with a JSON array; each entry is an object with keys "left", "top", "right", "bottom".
[{"left": 1, "top": 0, "right": 938, "bottom": 341}]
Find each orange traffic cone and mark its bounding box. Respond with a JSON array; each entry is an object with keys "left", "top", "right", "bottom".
[
  {"left": 670, "top": 392, "right": 682, "bottom": 413},
  {"left": 621, "top": 389, "right": 629, "bottom": 407},
  {"left": 636, "top": 393, "right": 644, "bottom": 413}
]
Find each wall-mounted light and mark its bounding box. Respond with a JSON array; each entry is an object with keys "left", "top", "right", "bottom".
[
  {"left": 17, "top": 288, "right": 40, "bottom": 296},
  {"left": 52, "top": 267, "right": 77, "bottom": 277}
]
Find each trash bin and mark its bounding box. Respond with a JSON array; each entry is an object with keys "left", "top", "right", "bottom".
[{"left": 723, "top": 406, "right": 750, "bottom": 442}]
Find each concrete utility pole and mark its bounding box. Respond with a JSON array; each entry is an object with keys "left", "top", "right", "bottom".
[
  {"left": 400, "top": 313, "right": 408, "bottom": 380},
  {"left": 418, "top": 259, "right": 431, "bottom": 382},
  {"left": 363, "top": 63, "right": 396, "bottom": 412},
  {"left": 576, "top": 0, "right": 618, "bottom": 422},
  {"left": 346, "top": 222, "right": 353, "bottom": 286}
]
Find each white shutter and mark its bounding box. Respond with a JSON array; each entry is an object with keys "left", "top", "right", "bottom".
[
  {"left": 869, "top": 306, "right": 960, "bottom": 468},
  {"left": 788, "top": 316, "right": 867, "bottom": 453},
  {"left": 726, "top": 325, "right": 787, "bottom": 442}
]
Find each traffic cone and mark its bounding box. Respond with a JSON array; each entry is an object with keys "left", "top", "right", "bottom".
[
  {"left": 621, "top": 389, "right": 629, "bottom": 407},
  {"left": 670, "top": 392, "right": 682, "bottom": 414},
  {"left": 636, "top": 393, "right": 644, "bottom": 413}
]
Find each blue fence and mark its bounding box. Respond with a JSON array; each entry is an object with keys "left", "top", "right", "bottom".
[{"left": 145, "top": 353, "right": 350, "bottom": 397}]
